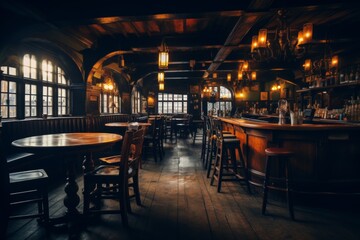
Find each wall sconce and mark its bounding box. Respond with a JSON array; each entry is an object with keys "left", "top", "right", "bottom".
[
  {"left": 158, "top": 71, "right": 165, "bottom": 82},
  {"left": 304, "top": 59, "right": 311, "bottom": 71},
  {"left": 212, "top": 72, "right": 217, "bottom": 79},
  {"left": 271, "top": 83, "right": 281, "bottom": 91},
  {"left": 227, "top": 73, "right": 232, "bottom": 82},
  {"left": 158, "top": 39, "right": 169, "bottom": 69},
  {"left": 251, "top": 71, "right": 257, "bottom": 80},
  {"left": 103, "top": 75, "right": 115, "bottom": 91},
  {"left": 331, "top": 55, "right": 338, "bottom": 68}
]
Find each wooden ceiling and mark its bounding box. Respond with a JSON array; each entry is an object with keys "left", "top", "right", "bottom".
[{"left": 1, "top": 0, "right": 360, "bottom": 86}]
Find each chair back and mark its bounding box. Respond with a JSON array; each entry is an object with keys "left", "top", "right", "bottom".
[
  {"left": 118, "top": 130, "right": 134, "bottom": 184},
  {"left": 128, "top": 128, "right": 145, "bottom": 176}
]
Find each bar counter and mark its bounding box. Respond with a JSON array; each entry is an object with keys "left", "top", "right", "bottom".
[{"left": 219, "top": 117, "right": 360, "bottom": 194}]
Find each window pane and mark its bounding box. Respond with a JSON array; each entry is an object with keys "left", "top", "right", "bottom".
[
  {"left": 1, "top": 106, "right": 8, "bottom": 118},
  {"left": 1, "top": 66, "right": 7, "bottom": 74},
  {"left": 1, "top": 81, "right": 8, "bottom": 92},
  {"left": 9, "top": 67, "right": 17, "bottom": 76},
  {"left": 9, "top": 82, "right": 16, "bottom": 93}
]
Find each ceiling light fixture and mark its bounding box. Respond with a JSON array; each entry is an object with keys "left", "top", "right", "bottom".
[
  {"left": 158, "top": 39, "right": 169, "bottom": 69},
  {"left": 251, "top": 9, "right": 312, "bottom": 64}
]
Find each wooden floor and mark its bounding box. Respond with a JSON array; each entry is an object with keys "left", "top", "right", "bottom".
[{"left": 7, "top": 135, "right": 360, "bottom": 240}]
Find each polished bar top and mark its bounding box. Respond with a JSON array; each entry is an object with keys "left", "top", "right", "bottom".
[{"left": 219, "top": 117, "right": 360, "bottom": 131}]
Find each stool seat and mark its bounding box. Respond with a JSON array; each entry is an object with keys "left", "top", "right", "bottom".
[
  {"left": 223, "top": 138, "right": 240, "bottom": 144},
  {"left": 265, "top": 148, "right": 294, "bottom": 156},
  {"left": 223, "top": 134, "right": 237, "bottom": 139}
]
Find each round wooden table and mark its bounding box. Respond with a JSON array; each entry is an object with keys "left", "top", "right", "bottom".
[{"left": 12, "top": 132, "right": 122, "bottom": 225}]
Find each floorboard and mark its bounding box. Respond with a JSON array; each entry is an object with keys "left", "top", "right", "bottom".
[{"left": 6, "top": 135, "right": 360, "bottom": 240}]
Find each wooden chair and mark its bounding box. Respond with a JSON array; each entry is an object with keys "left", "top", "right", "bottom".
[
  {"left": 83, "top": 129, "right": 140, "bottom": 227},
  {"left": 0, "top": 134, "right": 49, "bottom": 234},
  {"left": 8, "top": 169, "right": 49, "bottom": 223},
  {"left": 95, "top": 128, "right": 145, "bottom": 211},
  {"left": 143, "top": 118, "right": 163, "bottom": 161}
]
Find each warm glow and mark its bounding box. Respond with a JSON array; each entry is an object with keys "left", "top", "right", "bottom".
[
  {"left": 158, "top": 51, "right": 169, "bottom": 69},
  {"left": 236, "top": 91, "right": 245, "bottom": 99},
  {"left": 271, "top": 84, "right": 281, "bottom": 91},
  {"left": 251, "top": 35, "right": 258, "bottom": 52},
  {"left": 158, "top": 71, "right": 165, "bottom": 82},
  {"left": 258, "top": 29, "right": 268, "bottom": 47},
  {"left": 227, "top": 73, "right": 231, "bottom": 81},
  {"left": 297, "top": 31, "right": 304, "bottom": 45},
  {"left": 102, "top": 76, "right": 115, "bottom": 92},
  {"left": 159, "top": 82, "right": 164, "bottom": 91},
  {"left": 212, "top": 72, "right": 217, "bottom": 79},
  {"left": 331, "top": 55, "right": 339, "bottom": 68},
  {"left": 251, "top": 71, "right": 256, "bottom": 80},
  {"left": 304, "top": 59, "right": 311, "bottom": 71},
  {"left": 242, "top": 61, "right": 249, "bottom": 70},
  {"left": 238, "top": 71, "right": 243, "bottom": 80},
  {"left": 303, "top": 23, "right": 313, "bottom": 43}
]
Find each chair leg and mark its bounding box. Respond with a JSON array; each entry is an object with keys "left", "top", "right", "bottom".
[
  {"left": 119, "top": 187, "right": 128, "bottom": 227},
  {"left": 42, "top": 187, "right": 49, "bottom": 224},
  {"left": 133, "top": 175, "right": 142, "bottom": 206}
]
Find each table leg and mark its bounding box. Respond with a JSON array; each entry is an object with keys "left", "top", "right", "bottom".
[{"left": 49, "top": 155, "right": 82, "bottom": 226}]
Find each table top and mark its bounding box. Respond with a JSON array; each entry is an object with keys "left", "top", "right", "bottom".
[
  {"left": 105, "top": 122, "right": 151, "bottom": 127},
  {"left": 11, "top": 132, "right": 122, "bottom": 153}
]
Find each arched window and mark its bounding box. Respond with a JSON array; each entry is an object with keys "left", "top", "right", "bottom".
[
  {"left": 0, "top": 53, "right": 71, "bottom": 119},
  {"left": 207, "top": 85, "right": 233, "bottom": 116},
  {"left": 23, "top": 54, "right": 37, "bottom": 79},
  {"left": 100, "top": 91, "right": 121, "bottom": 114}
]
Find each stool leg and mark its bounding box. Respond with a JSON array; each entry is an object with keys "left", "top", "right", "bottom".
[
  {"left": 285, "top": 159, "right": 295, "bottom": 220},
  {"left": 238, "top": 146, "right": 251, "bottom": 194},
  {"left": 207, "top": 137, "right": 215, "bottom": 178},
  {"left": 210, "top": 141, "right": 221, "bottom": 187},
  {"left": 262, "top": 156, "right": 270, "bottom": 215},
  {"left": 216, "top": 144, "right": 225, "bottom": 193}
]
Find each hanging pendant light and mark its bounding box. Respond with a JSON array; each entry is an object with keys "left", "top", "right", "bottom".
[
  {"left": 158, "top": 71, "right": 165, "bottom": 82},
  {"left": 159, "top": 81, "right": 165, "bottom": 91},
  {"left": 158, "top": 39, "right": 169, "bottom": 69}
]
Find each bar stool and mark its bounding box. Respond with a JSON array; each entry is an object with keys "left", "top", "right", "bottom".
[
  {"left": 262, "top": 147, "right": 295, "bottom": 220},
  {"left": 206, "top": 117, "right": 237, "bottom": 178},
  {"left": 210, "top": 118, "right": 250, "bottom": 193}
]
